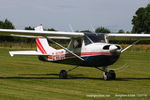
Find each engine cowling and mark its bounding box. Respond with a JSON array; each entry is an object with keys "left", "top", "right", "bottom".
[{"left": 103, "top": 44, "right": 121, "bottom": 53}]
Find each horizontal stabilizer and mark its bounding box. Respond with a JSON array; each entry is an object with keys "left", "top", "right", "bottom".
[{"left": 9, "top": 51, "right": 51, "bottom": 56}]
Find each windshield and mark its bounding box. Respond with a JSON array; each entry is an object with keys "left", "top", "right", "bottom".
[{"left": 84, "top": 33, "right": 106, "bottom": 45}]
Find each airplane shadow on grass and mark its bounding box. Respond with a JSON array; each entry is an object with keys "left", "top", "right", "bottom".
[
  {"left": 0, "top": 73, "right": 149, "bottom": 81},
  {"left": 0, "top": 74, "right": 102, "bottom": 80}
]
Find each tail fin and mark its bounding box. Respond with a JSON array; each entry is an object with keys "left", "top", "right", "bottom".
[
  {"left": 36, "top": 38, "right": 56, "bottom": 54},
  {"left": 34, "top": 24, "right": 43, "bottom": 31}
]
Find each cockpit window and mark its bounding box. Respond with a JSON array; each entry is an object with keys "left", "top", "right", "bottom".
[
  {"left": 84, "top": 36, "right": 92, "bottom": 45},
  {"left": 73, "top": 39, "right": 82, "bottom": 48},
  {"left": 84, "top": 33, "right": 105, "bottom": 45},
  {"left": 84, "top": 33, "right": 106, "bottom": 45}
]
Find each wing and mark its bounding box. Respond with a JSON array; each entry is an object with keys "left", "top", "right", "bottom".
[
  {"left": 107, "top": 33, "right": 150, "bottom": 52},
  {"left": 0, "top": 29, "right": 84, "bottom": 38},
  {"left": 107, "top": 33, "right": 150, "bottom": 38},
  {"left": 11, "top": 34, "right": 71, "bottom": 39}
]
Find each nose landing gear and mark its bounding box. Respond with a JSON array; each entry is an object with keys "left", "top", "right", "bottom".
[
  {"left": 96, "top": 67, "right": 116, "bottom": 80},
  {"left": 103, "top": 70, "right": 116, "bottom": 80}
]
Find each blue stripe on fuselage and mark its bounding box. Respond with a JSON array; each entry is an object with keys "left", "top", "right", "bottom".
[{"left": 52, "top": 54, "right": 120, "bottom": 67}]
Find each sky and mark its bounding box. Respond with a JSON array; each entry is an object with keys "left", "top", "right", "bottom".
[{"left": 0, "top": 0, "right": 149, "bottom": 32}]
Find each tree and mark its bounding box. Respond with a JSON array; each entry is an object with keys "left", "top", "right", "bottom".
[
  {"left": 126, "top": 31, "right": 130, "bottom": 33},
  {"left": 80, "top": 30, "right": 92, "bottom": 33},
  {"left": 43, "top": 28, "right": 56, "bottom": 31},
  {"left": 0, "top": 19, "right": 15, "bottom": 29},
  {"left": 3, "top": 19, "right": 15, "bottom": 29},
  {"left": 0, "top": 19, "right": 15, "bottom": 44},
  {"left": 118, "top": 29, "right": 125, "bottom": 33},
  {"left": 25, "top": 26, "right": 34, "bottom": 30},
  {"left": 132, "top": 4, "right": 150, "bottom": 33},
  {"left": 47, "top": 28, "right": 56, "bottom": 31},
  {"left": 95, "top": 27, "right": 110, "bottom": 33},
  {"left": 0, "top": 21, "right": 3, "bottom": 28}
]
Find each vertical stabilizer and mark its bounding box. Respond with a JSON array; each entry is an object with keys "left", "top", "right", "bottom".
[
  {"left": 36, "top": 38, "right": 56, "bottom": 54},
  {"left": 34, "top": 24, "right": 43, "bottom": 31}
]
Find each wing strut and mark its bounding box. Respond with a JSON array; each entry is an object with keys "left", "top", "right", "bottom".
[
  {"left": 121, "top": 38, "right": 141, "bottom": 53},
  {"left": 47, "top": 38, "right": 84, "bottom": 61}
]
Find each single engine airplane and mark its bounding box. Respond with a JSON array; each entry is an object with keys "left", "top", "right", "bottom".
[{"left": 0, "top": 25, "right": 150, "bottom": 80}]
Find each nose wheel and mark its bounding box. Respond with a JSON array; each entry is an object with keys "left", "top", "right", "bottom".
[
  {"left": 103, "top": 70, "right": 116, "bottom": 80},
  {"left": 95, "top": 67, "right": 116, "bottom": 80}
]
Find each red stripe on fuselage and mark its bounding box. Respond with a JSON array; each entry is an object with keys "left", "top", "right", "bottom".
[
  {"left": 36, "top": 38, "right": 47, "bottom": 54},
  {"left": 81, "top": 52, "right": 111, "bottom": 56},
  {"left": 47, "top": 52, "right": 120, "bottom": 61},
  {"left": 65, "top": 52, "right": 112, "bottom": 58}
]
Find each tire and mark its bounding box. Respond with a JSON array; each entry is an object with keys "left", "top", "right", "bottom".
[
  {"left": 59, "top": 70, "right": 67, "bottom": 79},
  {"left": 103, "top": 70, "right": 116, "bottom": 80},
  {"left": 108, "top": 70, "right": 116, "bottom": 80},
  {"left": 103, "top": 72, "right": 111, "bottom": 80}
]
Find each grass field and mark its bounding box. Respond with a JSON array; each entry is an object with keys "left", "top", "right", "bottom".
[{"left": 0, "top": 48, "right": 150, "bottom": 100}]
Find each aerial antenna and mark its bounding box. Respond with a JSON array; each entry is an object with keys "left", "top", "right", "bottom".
[
  {"left": 91, "top": 25, "right": 98, "bottom": 35},
  {"left": 69, "top": 24, "right": 74, "bottom": 32},
  {"left": 91, "top": 25, "right": 95, "bottom": 32}
]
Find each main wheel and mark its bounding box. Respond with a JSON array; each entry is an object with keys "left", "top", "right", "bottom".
[{"left": 59, "top": 70, "right": 68, "bottom": 79}]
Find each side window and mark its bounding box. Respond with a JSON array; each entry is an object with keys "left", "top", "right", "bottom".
[
  {"left": 84, "top": 36, "right": 92, "bottom": 45},
  {"left": 73, "top": 39, "right": 82, "bottom": 48}
]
